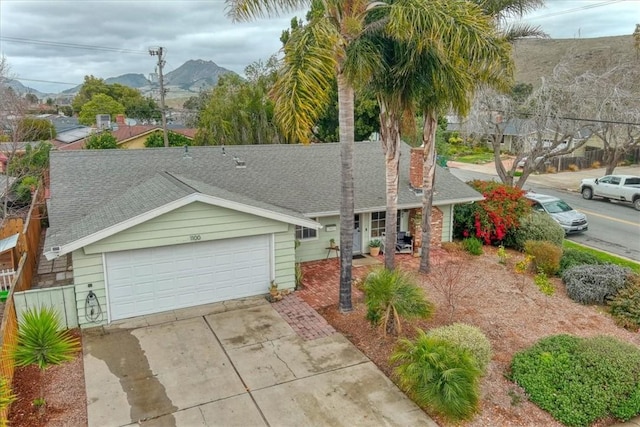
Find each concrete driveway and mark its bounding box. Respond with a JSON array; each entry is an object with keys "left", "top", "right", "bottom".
[{"left": 83, "top": 298, "right": 437, "bottom": 427}]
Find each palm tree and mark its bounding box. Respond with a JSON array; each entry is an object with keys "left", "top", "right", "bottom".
[
  {"left": 227, "top": 0, "right": 377, "bottom": 312},
  {"left": 361, "top": 0, "right": 513, "bottom": 271},
  {"left": 415, "top": 0, "right": 547, "bottom": 273},
  {"left": 363, "top": 268, "right": 433, "bottom": 336}
]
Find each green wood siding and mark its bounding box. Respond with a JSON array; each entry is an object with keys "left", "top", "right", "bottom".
[
  {"left": 296, "top": 216, "right": 341, "bottom": 262},
  {"left": 85, "top": 202, "right": 289, "bottom": 254},
  {"left": 72, "top": 250, "right": 108, "bottom": 328},
  {"left": 274, "top": 227, "right": 295, "bottom": 289},
  {"left": 441, "top": 204, "right": 453, "bottom": 242}
]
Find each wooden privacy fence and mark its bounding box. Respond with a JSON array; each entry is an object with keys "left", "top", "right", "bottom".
[
  {"left": 14, "top": 285, "right": 78, "bottom": 329},
  {"left": 0, "top": 186, "right": 45, "bottom": 423}
]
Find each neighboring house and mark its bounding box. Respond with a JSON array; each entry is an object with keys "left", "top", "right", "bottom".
[
  {"left": 111, "top": 115, "right": 196, "bottom": 149},
  {"left": 43, "top": 142, "right": 482, "bottom": 326}
]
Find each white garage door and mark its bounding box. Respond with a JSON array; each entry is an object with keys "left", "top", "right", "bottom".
[{"left": 105, "top": 235, "right": 271, "bottom": 321}]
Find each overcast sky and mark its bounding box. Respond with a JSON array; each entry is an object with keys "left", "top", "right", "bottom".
[{"left": 1, "top": 0, "right": 639, "bottom": 94}]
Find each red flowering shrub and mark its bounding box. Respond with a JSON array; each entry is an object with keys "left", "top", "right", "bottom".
[{"left": 453, "top": 181, "right": 531, "bottom": 246}]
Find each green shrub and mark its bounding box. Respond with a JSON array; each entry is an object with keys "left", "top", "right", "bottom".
[
  {"left": 534, "top": 269, "right": 555, "bottom": 296},
  {"left": 364, "top": 268, "right": 433, "bottom": 336},
  {"left": 562, "top": 264, "right": 633, "bottom": 304},
  {"left": 609, "top": 281, "right": 640, "bottom": 331},
  {"left": 426, "top": 323, "right": 492, "bottom": 374},
  {"left": 510, "top": 211, "right": 564, "bottom": 250},
  {"left": 462, "top": 237, "right": 483, "bottom": 255},
  {"left": 524, "top": 240, "right": 562, "bottom": 276},
  {"left": 14, "top": 175, "right": 39, "bottom": 203},
  {"left": 559, "top": 248, "right": 601, "bottom": 274},
  {"left": 510, "top": 334, "right": 640, "bottom": 426},
  {"left": 391, "top": 331, "right": 481, "bottom": 421}
]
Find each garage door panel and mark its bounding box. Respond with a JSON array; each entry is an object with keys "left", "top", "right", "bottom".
[{"left": 107, "top": 235, "right": 271, "bottom": 321}]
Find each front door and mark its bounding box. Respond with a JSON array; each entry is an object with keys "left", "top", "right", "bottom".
[{"left": 353, "top": 214, "right": 362, "bottom": 254}]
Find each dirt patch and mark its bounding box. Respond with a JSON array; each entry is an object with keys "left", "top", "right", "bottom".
[
  {"left": 8, "top": 329, "right": 87, "bottom": 427},
  {"left": 316, "top": 247, "right": 639, "bottom": 426}
]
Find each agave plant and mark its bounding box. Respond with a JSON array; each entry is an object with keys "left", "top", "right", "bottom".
[
  {"left": 13, "top": 306, "right": 80, "bottom": 409},
  {"left": 363, "top": 268, "right": 433, "bottom": 335}
]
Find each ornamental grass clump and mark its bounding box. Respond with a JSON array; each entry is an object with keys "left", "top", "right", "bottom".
[
  {"left": 391, "top": 330, "right": 481, "bottom": 421},
  {"left": 608, "top": 280, "right": 640, "bottom": 331},
  {"left": 363, "top": 268, "right": 433, "bottom": 336},
  {"left": 426, "top": 323, "right": 492, "bottom": 374},
  {"left": 562, "top": 264, "right": 633, "bottom": 304},
  {"left": 510, "top": 334, "right": 640, "bottom": 426},
  {"left": 524, "top": 240, "right": 562, "bottom": 276}
]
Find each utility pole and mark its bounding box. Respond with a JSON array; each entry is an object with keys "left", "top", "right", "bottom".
[{"left": 149, "top": 46, "right": 169, "bottom": 148}]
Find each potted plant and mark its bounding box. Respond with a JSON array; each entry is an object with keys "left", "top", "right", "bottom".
[
  {"left": 329, "top": 238, "right": 336, "bottom": 249},
  {"left": 369, "top": 239, "right": 382, "bottom": 256}
]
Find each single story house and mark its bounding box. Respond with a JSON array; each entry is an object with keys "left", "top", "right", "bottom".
[{"left": 43, "top": 142, "right": 482, "bottom": 326}]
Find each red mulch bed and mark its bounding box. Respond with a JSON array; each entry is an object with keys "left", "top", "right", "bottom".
[
  {"left": 8, "top": 329, "right": 87, "bottom": 427},
  {"left": 303, "top": 247, "right": 640, "bottom": 426}
]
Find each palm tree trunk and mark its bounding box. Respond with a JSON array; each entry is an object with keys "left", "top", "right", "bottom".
[
  {"left": 419, "top": 110, "right": 438, "bottom": 273},
  {"left": 337, "top": 72, "right": 354, "bottom": 312},
  {"left": 379, "top": 99, "right": 400, "bottom": 270}
]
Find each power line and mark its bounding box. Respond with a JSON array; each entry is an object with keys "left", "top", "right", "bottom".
[
  {"left": 0, "top": 36, "right": 148, "bottom": 55},
  {"left": 524, "top": 0, "right": 624, "bottom": 21},
  {"left": 7, "top": 77, "right": 79, "bottom": 87}
]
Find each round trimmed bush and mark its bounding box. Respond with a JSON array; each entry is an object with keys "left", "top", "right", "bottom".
[
  {"left": 426, "top": 323, "right": 492, "bottom": 374},
  {"left": 511, "top": 334, "right": 640, "bottom": 426},
  {"left": 511, "top": 211, "right": 564, "bottom": 250},
  {"left": 559, "top": 248, "right": 601, "bottom": 274},
  {"left": 524, "top": 240, "right": 562, "bottom": 276},
  {"left": 562, "top": 264, "right": 633, "bottom": 304}
]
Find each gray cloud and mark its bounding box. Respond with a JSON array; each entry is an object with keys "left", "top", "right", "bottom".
[{"left": 1, "top": 0, "right": 638, "bottom": 93}]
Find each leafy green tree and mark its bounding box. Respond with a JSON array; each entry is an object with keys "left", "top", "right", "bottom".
[
  {"left": 7, "top": 142, "right": 51, "bottom": 178},
  {"left": 72, "top": 75, "right": 160, "bottom": 121},
  {"left": 72, "top": 75, "right": 110, "bottom": 113},
  {"left": 391, "top": 330, "right": 482, "bottom": 421},
  {"left": 363, "top": 268, "right": 433, "bottom": 335},
  {"left": 60, "top": 105, "right": 73, "bottom": 117},
  {"left": 45, "top": 98, "right": 54, "bottom": 107},
  {"left": 78, "top": 94, "right": 125, "bottom": 126},
  {"left": 17, "top": 117, "right": 56, "bottom": 141},
  {"left": 13, "top": 307, "right": 80, "bottom": 409},
  {"left": 85, "top": 132, "right": 118, "bottom": 149},
  {"left": 195, "top": 59, "right": 282, "bottom": 145},
  {"left": 145, "top": 131, "right": 192, "bottom": 148}
]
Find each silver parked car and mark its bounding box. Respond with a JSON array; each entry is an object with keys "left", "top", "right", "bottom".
[{"left": 525, "top": 193, "right": 588, "bottom": 234}]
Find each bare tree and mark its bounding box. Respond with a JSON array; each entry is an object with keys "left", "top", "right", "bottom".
[
  {"left": 578, "top": 63, "right": 640, "bottom": 175},
  {"left": 423, "top": 259, "right": 476, "bottom": 323},
  {"left": 0, "top": 57, "right": 49, "bottom": 220},
  {"left": 465, "top": 65, "right": 589, "bottom": 188}
]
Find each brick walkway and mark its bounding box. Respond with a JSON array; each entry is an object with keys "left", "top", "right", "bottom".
[
  {"left": 34, "top": 230, "right": 73, "bottom": 289},
  {"left": 271, "top": 293, "right": 336, "bottom": 340}
]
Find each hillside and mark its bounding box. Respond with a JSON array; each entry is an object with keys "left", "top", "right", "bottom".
[
  {"left": 513, "top": 35, "right": 635, "bottom": 87},
  {"left": 165, "top": 59, "right": 235, "bottom": 90},
  {"left": 104, "top": 73, "right": 150, "bottom": 88}
]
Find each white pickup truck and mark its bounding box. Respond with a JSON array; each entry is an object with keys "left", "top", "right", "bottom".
[{"left": 580, "top": 175, "right": 640, "bottom": 210}]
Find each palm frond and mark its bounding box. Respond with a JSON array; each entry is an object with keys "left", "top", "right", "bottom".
[
  {"left": 501, "top": 22, "right": 548, "bottom": 41},
  {"left": 271, "top": 17, "right": 339, "bottom": 143},
  {"left": 225, "top": 0, "right": 309, "bottom": 22}
]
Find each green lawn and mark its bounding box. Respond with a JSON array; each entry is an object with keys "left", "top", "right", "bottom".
[
  {"left": 452, "top": 152, "right": 494, "bottom": 164},
  {"left": 563, "top": 240, "right": 640, "bottom": 274}
]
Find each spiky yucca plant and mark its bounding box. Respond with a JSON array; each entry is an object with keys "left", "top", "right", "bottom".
[
  {"left": 0, "top": 375, "right": 16, "bottom": 427},
  {"left": 363, "top": 268, "right": 433, "bottom": 335},
  {"left": 13, "top": 307, "right": 80, "bottom": 408},
  {"left": 391, "top": 330, "right": 482, "bottom": 421}
]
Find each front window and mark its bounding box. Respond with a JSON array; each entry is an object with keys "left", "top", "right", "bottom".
[
  {"left": 295, "top": 220, "right": 317, "bottom": 240},
  {"left": 371, "top": 212, "right": 386, "bottom": 237}
]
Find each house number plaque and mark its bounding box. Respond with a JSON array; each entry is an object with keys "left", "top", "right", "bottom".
[{"left": 189, "top": 234, "right": 202, "bottom": 241}]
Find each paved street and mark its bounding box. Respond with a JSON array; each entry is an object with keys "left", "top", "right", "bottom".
[{"left": 447, "top": 162, "right": 640, "bottom": 261}]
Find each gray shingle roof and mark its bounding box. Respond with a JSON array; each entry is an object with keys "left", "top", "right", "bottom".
[{"left": 46, "top": 142, "right": 482, "bottom": 249}]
